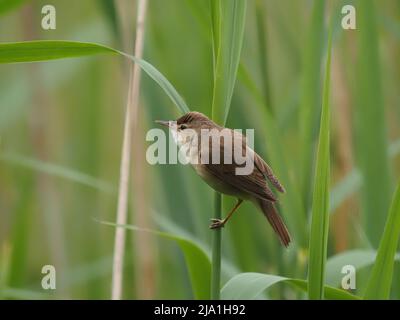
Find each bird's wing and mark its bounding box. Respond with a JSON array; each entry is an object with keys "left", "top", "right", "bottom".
[
  {"left": 231, "top": 128, "right": 285, "bottom": 193},
  {"left": 253, "top": 152, "right": 286, "bottom": 193},
  {"left": 200, "top": 129, "right": 278, "bottom": 202}
]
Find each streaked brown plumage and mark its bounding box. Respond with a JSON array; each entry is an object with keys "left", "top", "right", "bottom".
[{"left": 156, "top": 111, "right": 291, "bottom": 247}]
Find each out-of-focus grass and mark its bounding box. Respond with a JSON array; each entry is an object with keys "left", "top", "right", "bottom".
[
  {"left": 355, "top": 0, "right": 392, "bottom": 247},
  {"left": 98, "top": 220, "right": 211, "bottom": 299},
  {"left": 298, "top": 0, "right": 325, "bottom": 209},
  {"left": 0, "top": 153, "right": 116, "bottom": 193},
  {"left": 0, "top": 0, "right": 27, "bottom": 16}
]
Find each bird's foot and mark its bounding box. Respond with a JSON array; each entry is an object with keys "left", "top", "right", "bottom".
[{"left": 209, "top": 218, "right": 225, "bottom": 229}]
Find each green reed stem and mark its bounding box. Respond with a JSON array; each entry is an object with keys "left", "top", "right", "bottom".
[{"left": 211, "top": 192, "right": 222, "bottom": 300}]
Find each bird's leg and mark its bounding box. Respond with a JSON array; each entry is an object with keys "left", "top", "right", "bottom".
[{"left": 210, "top": 199, "right": 243, "bottom": 229}]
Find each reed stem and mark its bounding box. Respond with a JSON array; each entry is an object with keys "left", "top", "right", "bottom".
[
  {"left": 111, "top": 0, "right": 148, "bottom": 300},
  {"left": 211, "top": 192, "right": 222, "bottom": 300}
]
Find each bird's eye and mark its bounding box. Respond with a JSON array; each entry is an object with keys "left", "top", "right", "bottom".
[{"left": 180, "top": 124, "right": 187, "bottom": 130}]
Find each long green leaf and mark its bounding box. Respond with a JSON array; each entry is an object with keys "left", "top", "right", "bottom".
[
  {"left": 326, "top": 250, "right": 400, "bottom": 287},
  {"left": 364, "top": 182, "right": 400, "bottom": 299},
  {"left": 221, "top": 272, "right": 359, "bottom": 300},
  {"left": 307, "top": 28, "right": 332, "bottom": 300},
  {"left": 97, "top": 220, "right": 211, "bottom": 300},
  {"left": 299, "top": 0, "right": 326, "bottom": 208},
  {"left": 0, "top": 40, "right": 118, "bottom": 63},
  {"left": 355, "top": 0, "right": 391, "bottom": 247},
  {"left": 210, "top": 0, "right": 246, "bottom": 125},
  {"left": 121, "top": 52, "right": 190, "bottom": 114},
  {"left": 0, "top": 41, "right": 189, "bottom": 114}
]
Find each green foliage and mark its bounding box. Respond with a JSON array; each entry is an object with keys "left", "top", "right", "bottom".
[
  {"left": 221, "top": 272, "right": 359, "bottom": 300},
  {"left": 307, "top": 28, "right": 332, "bottom": 300},
  {"left": 1, "top": 287, "right": 49, "bottom": 299},
  {"left": 211, "top": 192, "right": 222, "bottom": 300},
  {"left": 299, "top": 0, "right": 326, "bottom": 207},
  {"left": 97, "top": 220, "right": 211, "bottom": 300},
  {"left": 326, "top": 250, "right": 400, "bottom": 287},
  {"left": 238, "top": 63, "right": 308, "bottom": 247},
  {"left": 0, "top": 0, "right": 399, "bottom": 300},
  {"left": 210, "top": 0, "right": 246, "bottom": 125},
  {"left": 209, "top": 0, "right": 246, "bottom": 300},
  {"left": 0, "top": 40, "right": 118, "bottom": 63},
  {"left": 355, "top": 0, "right": 391, "bottom": 247},
  {"left": 97, "top": 0, "right": 121, "bottom": 44},
  {"left": 364, "top": 182, "right": 400, "bottom": 299},
  {"left": 330, "top": 139, "right": 400, "bottom": 214},
  {"left": 0, "top": 152, "right": 116, "bottom": 194},
  {"left": 0, "top": 0, "right": 27, "bottom": 16},
  {"left": 0, "top": 41, "right": 189, "bottom": 114}
]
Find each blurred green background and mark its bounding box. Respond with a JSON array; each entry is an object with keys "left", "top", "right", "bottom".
[{"left": 0, "top": 0, "right": 399, "bottom": 299}]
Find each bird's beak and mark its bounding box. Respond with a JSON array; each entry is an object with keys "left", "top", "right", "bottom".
[{"left": 155, "top": 120, "right": 171, "bottom": 128}]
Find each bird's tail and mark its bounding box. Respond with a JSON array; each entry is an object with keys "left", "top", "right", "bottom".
[{"left": 258, "top": 200, "right": 291, "bottom": 247}]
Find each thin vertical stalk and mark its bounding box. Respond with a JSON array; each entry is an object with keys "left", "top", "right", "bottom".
[
  {"left": 211, "top": 192, "right": 222, "bottom": 299},
  {"left": 118, "top": 0, "right": 156, "bottom": 299},
  {"left": 210, "top": 0, "right": 223, "bottom": 301},
  {"left": 111, "top": 0, "right": 148, "bottom": 300},
  {"left": 209, "top": 0, "right": 246, "bottom": 300}
]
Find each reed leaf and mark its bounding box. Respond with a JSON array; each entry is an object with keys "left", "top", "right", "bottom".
[
  {"left": 0, "top": 40, "right": 189, "bottom": 114},
  {"left": 0, "top": 40, "right": 117, "bottom": 63},
  {"left": 364, "top": 182, "right": 400, "bottom": 299},
  {"left": 326, "top": 250, "right": 400, "bottom": 288},
  {"left": 97, "top": 220, "right": 211, "bottom": 300},
  {"left": 210, "top": 0, "right": 246, "bottom": 125},
  {"left": 307, "top": 28, "right": 332, "bottom": 300},
  {"left": 221, "top": 272, "right": 359, "bottom": 300}
]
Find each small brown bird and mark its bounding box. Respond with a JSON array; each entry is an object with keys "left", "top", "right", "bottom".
[{"left": 156, "top": 111, "right": 291, "bottom": 247}]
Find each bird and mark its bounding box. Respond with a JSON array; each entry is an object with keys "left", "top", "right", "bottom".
[{"left": 156, "top": 111, "right": 291, "bottom": 247}]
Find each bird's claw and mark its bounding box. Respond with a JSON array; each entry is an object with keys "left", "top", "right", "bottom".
[{"left": 209, "top": 218, "right": 225, "bottom": 229}]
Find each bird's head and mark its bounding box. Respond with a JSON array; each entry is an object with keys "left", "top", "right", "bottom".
[{"left": 155, "top": 111, "right": 216, "bottom": 146}]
